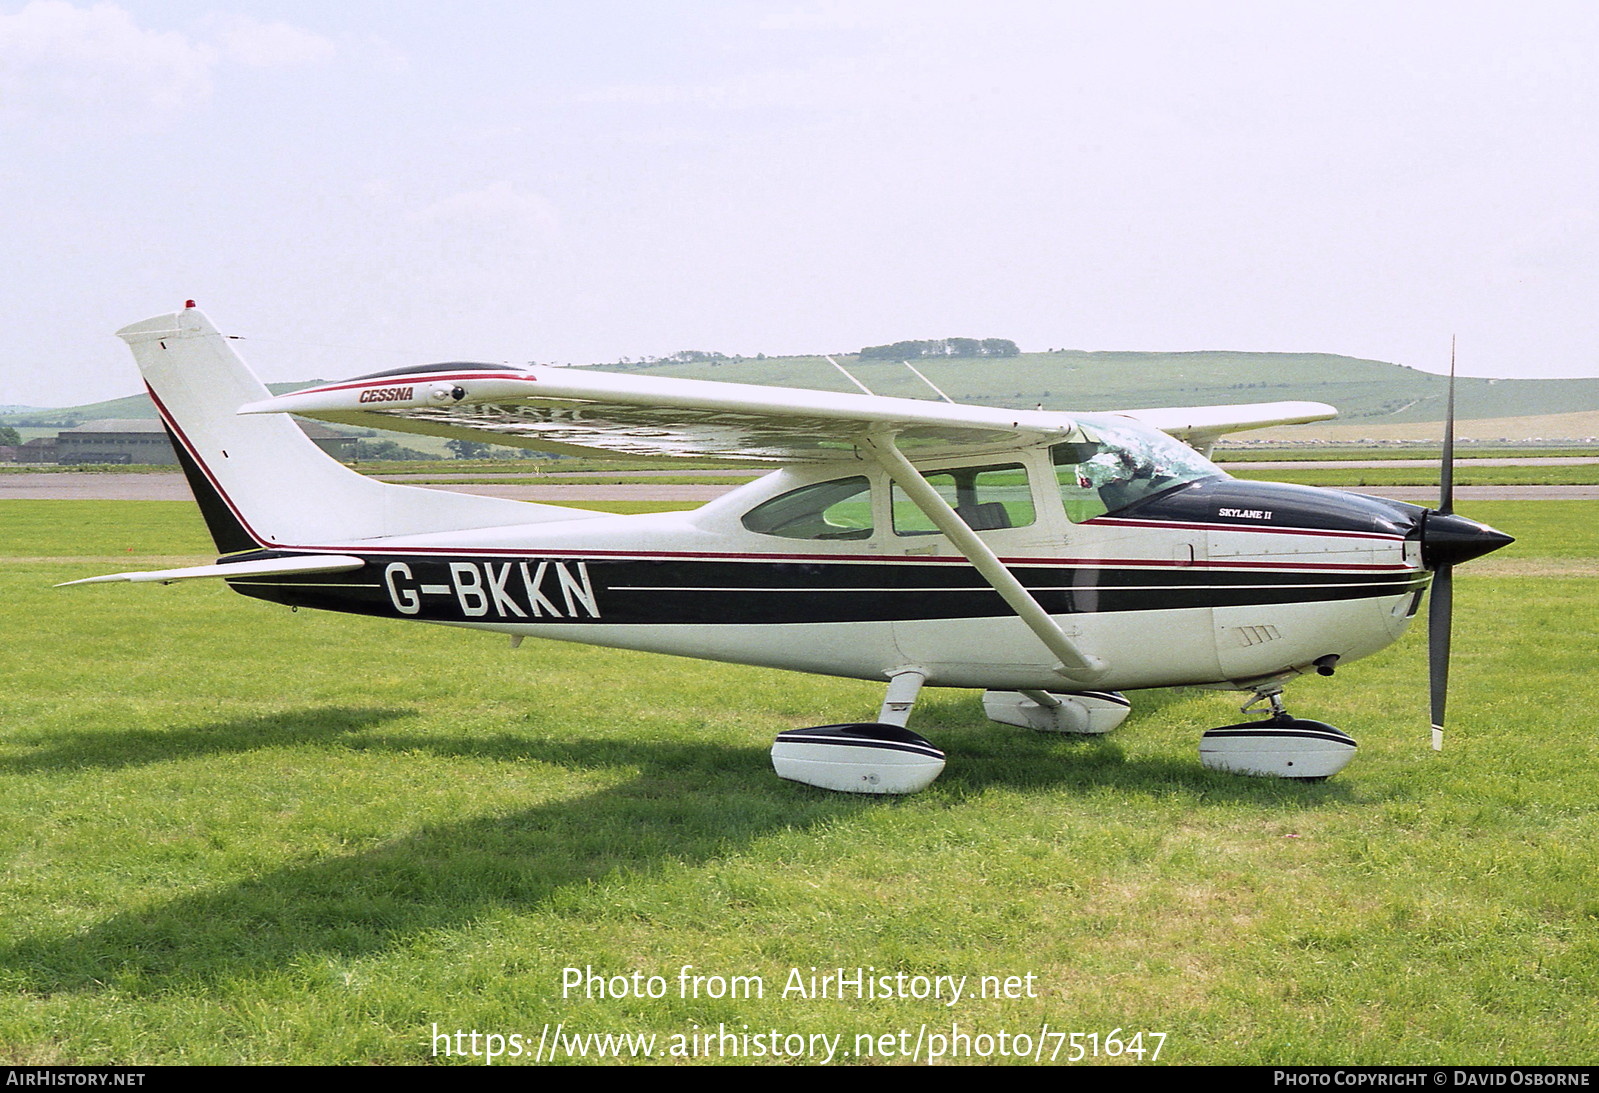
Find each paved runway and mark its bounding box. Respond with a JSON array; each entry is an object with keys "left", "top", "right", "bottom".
[
  {"left": 3, "top": 471, "right": 1593, "bottom": 503},
  {"left": 1, "top": 473, "right": 201, "bottom": 501}
]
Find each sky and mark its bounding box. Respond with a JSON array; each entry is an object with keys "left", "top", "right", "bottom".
[{"left": 1, "top": 0, "right": 1596, "bottom": 407}]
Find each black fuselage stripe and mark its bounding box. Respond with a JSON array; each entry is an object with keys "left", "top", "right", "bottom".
[
  {"left": 611, "top": 580, "right": 1411, "bottom": 593},
  {"left": 228, "top": 553, "right": 1426, "bottom": 625}
]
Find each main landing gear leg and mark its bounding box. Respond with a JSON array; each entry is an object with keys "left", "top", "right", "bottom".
[
  {"left": 877, "top": 667, "right": 926, "bottom": 727},
  {"left": 1197, "top": 683, "right": 1358, "bottom": 780},
  {"left": 770, "top": 668, "right": 947, "bottom": 795}
]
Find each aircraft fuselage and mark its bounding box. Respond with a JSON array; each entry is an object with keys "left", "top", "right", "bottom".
[{"left": 220, "top": 458, "right": 1446, "bottom": 695}]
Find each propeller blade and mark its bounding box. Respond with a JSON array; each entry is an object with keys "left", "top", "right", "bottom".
[
  {"left": 1430, "top": 337, "right": 1458, "bottom": 750},
  {"left": 1428, "top": 562, "right": 1452, "bottom": 751}
]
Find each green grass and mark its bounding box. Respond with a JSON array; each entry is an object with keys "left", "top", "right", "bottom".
[
  {"left": 1459, "top": 501, "right": 1594, "bottom": 560},
  {"left": 1216, "top": 447, "right": 1599, "bottom": 461},
  {"left": 1233, "top": 465, "right": 1599, "bottom": 487},
  {"left": 1208, "top": 447, "right": 1599, "bottom": 460},
  {"left": 1, "top": 500, "right": 216, "bottom": 558},
  {"left": 1, "top": 500, "right": 1595, "bottom": 1064}
]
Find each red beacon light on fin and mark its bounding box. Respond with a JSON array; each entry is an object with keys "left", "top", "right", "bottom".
[{"left": 184, "top": 300, "right": 196, "bottom": 309}]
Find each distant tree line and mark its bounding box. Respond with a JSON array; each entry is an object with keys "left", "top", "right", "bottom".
[
  {"left": 600, "top": 349, "right": 746, "bottom": 369},
  {"left": 859, "top": 338, "right": 1020, "bottom": 360},
  {"left": 355, "top": 438, "right": 441, "bottom": 461},
  {"left": 2, "top": 415, "right": 81, "bottom": 428},
  {"left": 661, "top": 350, "right": 729, "bottom": 363}
]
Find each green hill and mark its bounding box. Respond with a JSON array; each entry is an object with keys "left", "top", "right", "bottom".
[
  {"left": 588, "top": 350, "right": 1599, "bottom": 424},
  {"left": 0, "top": 382, "right": 317, "bottom": 427},
  {"left": 10, "top": 352, "right": 1599, "bottom": 428}
]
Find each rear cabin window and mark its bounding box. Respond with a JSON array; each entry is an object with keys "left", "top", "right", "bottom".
[
  {"left": 891, "top": 463, "right": 1035, "bottom": 536},
  {"left": 741, "top": 476, "right": 874, "bottom": 540}
]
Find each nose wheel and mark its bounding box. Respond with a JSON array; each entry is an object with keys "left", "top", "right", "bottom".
[{"left": 1198, "top": 685, "right": 1357, "bottom": 780}]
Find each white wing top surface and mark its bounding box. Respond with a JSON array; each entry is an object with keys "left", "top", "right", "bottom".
[
  {"left": 238, "top": 362, "right": 1335, "bottom": 463},
  {"left": 240, "top": 365, "right": 1089, "bottom": 462}
]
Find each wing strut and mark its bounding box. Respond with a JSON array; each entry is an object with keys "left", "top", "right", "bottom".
[{"left": 859, "top": 430, "right": 1107, "bottom": 684}]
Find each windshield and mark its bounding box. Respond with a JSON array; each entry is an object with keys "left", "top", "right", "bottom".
[{"left": 1053, "top": 419, "right": 1226, "bottom": 522}]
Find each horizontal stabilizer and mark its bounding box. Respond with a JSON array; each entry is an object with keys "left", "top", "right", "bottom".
[{"left": 59, "top": 554, "right": 366, "bottom": 588}]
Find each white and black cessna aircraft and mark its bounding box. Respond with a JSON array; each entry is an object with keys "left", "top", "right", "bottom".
[{"left": 69, "top": 304, "right": 1512, "bottom": 793}]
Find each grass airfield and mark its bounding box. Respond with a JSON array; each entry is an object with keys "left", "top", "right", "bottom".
[{"left": 1, "top": 499, "right": 1596, "bottom": 1066}]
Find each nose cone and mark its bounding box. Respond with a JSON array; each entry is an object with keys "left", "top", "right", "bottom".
[{"left": 1421, "top": 511, "right": 1515, "bottom": 569}]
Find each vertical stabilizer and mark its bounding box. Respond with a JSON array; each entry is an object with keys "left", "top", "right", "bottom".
[{"left": 117, "top": 305, "right": 586, "bottom": 551}]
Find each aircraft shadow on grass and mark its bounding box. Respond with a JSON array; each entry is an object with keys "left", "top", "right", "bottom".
[
  {"left": 3, "top": 698, "right": 1347, "bottom": 996},
  {"left": 0, "top": 707, "right": 411, "bottom": 775}
]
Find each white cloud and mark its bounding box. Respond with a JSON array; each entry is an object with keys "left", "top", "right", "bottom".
[
  {"left": 1494, "top": 208, "right": 1599, "bottom": 280},
  {"left": 756, "top": 0, "right": 889, "bottom": 31},
  {"left": 415, "top": 180, "right": 561, "bottom": 250},
  {"left": 0, "top": 1, "right": 333, "bottom": 123},
  {"left": 0, "top": 1, "right": 216, "bottom": 114},
  {"left": 202, "top": 12, "right": 335, "bottom": 69}
]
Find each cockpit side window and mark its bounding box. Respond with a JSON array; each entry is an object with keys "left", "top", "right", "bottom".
[
  {"left": 1052, "top": 443, "right": 1112, "bottom": 522},
  {"left": 741, "top": 476, "right": 874, "bottom": 540},
  {"left": 1052, "top": 423, "right": 1226, "bottom": 522},
  {"left": 891, "top": 463, "right": 1035, "bottom": 536}
]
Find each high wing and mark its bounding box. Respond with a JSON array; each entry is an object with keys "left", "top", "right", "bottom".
[
  {"left": 1111, "top": 402, "right": 1338, "bottom": 455},
  {"left": 239, "top": 362, "right": 1334, "bottom": 463},
  {"left": 240, "top": 365, "right": 1087, "bottom": 462}
]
